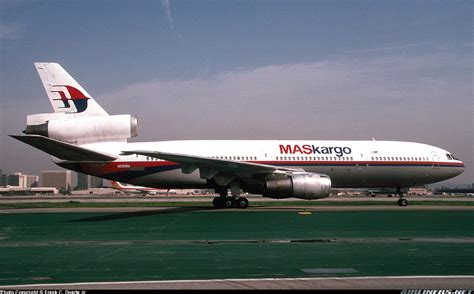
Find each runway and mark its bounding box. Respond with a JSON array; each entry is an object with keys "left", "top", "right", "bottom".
[
  {"left": 3, "top": 276, "right": 474, "bottom": 290},
  {"left": 1, "top": 207, "right": 473, "bottom": 289}
]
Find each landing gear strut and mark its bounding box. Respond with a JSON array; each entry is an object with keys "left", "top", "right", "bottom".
[
  {"left": 396, "top": 187, "right": 408, "bottom": 207},
  {"left": 212, "top": 187, "right": 249, "bottom": 209}
]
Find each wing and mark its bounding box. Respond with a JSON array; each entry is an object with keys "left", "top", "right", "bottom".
[
  {"left": 121, "top": 150, "right": 302, "bottom": 186},
  {"left": 11, "top": 134, "right": 117, "bottom": 161}
]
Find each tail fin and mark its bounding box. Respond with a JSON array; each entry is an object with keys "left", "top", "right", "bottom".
[{"left": 34, "top": 62, "right": 108, "bottom": 116}]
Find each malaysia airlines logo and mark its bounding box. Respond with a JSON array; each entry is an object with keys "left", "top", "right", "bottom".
[{"left": 51, "top": 85, "right": 89, "bottom": 113}]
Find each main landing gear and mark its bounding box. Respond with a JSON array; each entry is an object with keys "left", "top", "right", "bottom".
[
  {"left": 212, "top": 187, "right": 249, "bottom": 209},
  {"left": 396, "top": 187, "right": 408, "bottom": 207}
]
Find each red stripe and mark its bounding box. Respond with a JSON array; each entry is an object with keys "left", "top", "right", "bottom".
[{"left": 79, "top": 161, "right": 178, "bottom": 176}]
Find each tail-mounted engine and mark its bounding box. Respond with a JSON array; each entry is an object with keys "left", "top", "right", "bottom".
[
  {"left": 24, "top": 113, "right": 138, "bottom": 144},
  {"left": 263, "top": 172, "right": 331, "bottom": 199}
]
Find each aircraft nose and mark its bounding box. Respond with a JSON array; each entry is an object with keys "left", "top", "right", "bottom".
[{"left": 456, "top": 160, "right": 465, "bottom": 175}]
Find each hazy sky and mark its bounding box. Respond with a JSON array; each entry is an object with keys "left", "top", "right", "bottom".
[{"left": 0, "top": 0, "right": 472, "bottom": 184}]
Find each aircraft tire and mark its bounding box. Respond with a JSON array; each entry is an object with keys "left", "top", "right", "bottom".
[
  {"left": 224, "top": 198, "right": 235, "bottom": 208},
  {"left": 213, "top": 197, "right": 225, "bottom": 208},
  {"left": 397, "top": 198, "right": 408, "bottom": 207},
  {"left": 236, "top": 197, "right": 249, "bottom": 209}
]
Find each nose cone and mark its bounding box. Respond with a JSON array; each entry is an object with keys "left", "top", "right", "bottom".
[
  {"left": 449, "top": 158, "right": 465, "bottom": 178},
  {"left": 456, "top": 160, "right": 465, "bottom": 175}
]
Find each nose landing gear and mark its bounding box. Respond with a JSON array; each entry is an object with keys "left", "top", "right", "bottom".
[
  {"left": 396, "top": 187, "right": 408, "bottom": 207},
  {"left": 397, "top": 198, "right": 408, "bottom": 207}
]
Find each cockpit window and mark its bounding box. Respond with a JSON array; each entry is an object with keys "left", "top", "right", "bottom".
[{"left": 446, "top": 153, "right": 460, "bottom": 161}]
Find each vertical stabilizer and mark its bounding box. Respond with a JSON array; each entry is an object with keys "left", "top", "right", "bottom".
[{"left": 34, "top": 62, "right": 108, "bottom": 116}]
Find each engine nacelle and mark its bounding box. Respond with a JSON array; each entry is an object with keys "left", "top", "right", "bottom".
[
  {"left": 263, "top": 173, "right": 331, "bottom": 200},
  {"left": 24, "top": 114, "right": 138, "bottom": 144}
]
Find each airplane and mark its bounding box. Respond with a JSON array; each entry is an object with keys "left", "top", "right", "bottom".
[
  {"left": 111, "top": 181, "right": 174, "bottom": 195},
  {"left": 11, "top": 63, "right": 465, "bottom": 208}
]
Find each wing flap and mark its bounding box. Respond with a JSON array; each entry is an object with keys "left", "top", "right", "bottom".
[{"left": 11, "top": 134, "right": 116, "bottom": 161}]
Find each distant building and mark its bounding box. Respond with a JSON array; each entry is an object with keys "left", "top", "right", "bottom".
[
  {"left": 25, "top": 175, "right": 39, "bottom": 188},
  {"left": 90, "top": 176, "right": 103, "bottom": 188},
  {"left": 0, "top": 186, "right": 58, "bottom": 195},
  {"left": 0, "top": 172, "right": 6, "bottom": 187},
  {"left": 42, "top": 170, "right": 72, "bottom": 191},
  {"left": 7, "top": 174, "right": 20, "bottom": 186},
  {"left": 76, "top": 173, "right": 104, "bottom": 190},
  {"left": 76, "top": 173, "right": 89, "bottom": 190},
  {"left": 4, "top": 172, "right": 39, "bottom": 188}
]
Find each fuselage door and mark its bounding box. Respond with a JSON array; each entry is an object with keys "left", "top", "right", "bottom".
[{"left": 431, "top": 151, "right": 440, "bottom": 169}]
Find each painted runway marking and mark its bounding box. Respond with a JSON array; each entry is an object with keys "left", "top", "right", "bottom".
[
  {"left": 298, "top": 211, "right": 312, "bottom": 215},
  {"left": 301, "top": 268, "right": 359, "bottom": 274}
]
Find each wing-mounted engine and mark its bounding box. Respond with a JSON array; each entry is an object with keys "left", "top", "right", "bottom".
[
  {"left": 24, "top": 113, "right": 138, "bottom": 144},
  {"left": 263, "top": 172, "right": 331, "bottom": 199}
]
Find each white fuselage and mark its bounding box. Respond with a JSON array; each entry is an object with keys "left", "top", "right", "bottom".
[{"left": 57, "top": 140, "right": 464, "bottom": 190}]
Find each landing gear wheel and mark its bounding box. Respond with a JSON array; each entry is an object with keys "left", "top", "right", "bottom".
[
  {"left": 235, "top": 197, "right": 249, "bottom": 209},
  {"left": 397, "top": 198, "right": 408, "bottom": 207},
  {"left": 213, "top": 195, "right": 249, "bottom": 209},
  {"left": 224, "top": 198, "right": 235, "bottom": 208},
  {"left": 212, "top": 197, "right": 222, "bottom": 208}
]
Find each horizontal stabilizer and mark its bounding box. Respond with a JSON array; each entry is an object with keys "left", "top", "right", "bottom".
[{"left": 11, "top": 135, "right": 116, "bottom": 161}]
